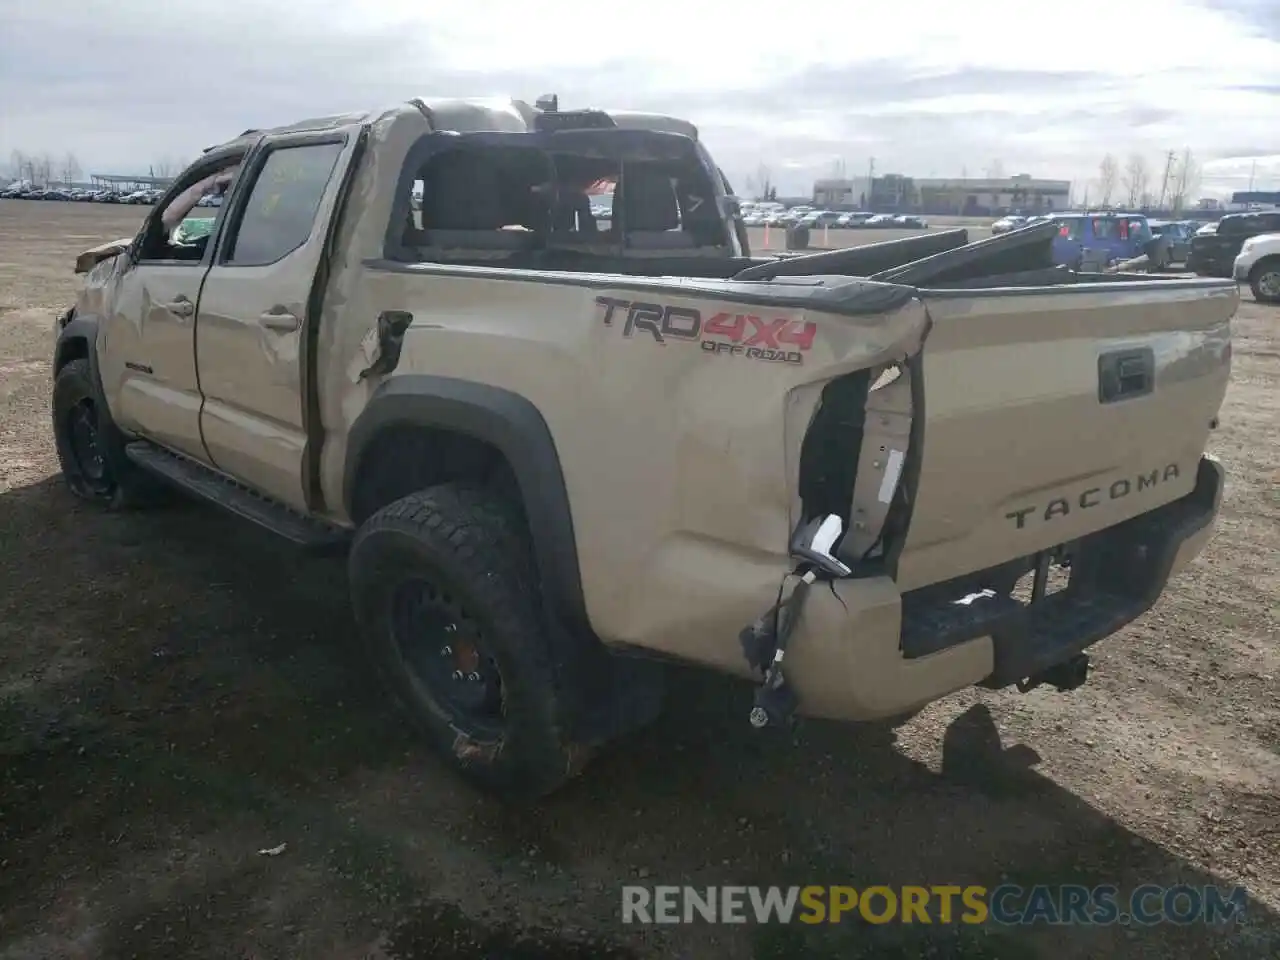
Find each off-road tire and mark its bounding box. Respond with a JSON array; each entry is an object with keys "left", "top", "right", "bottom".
[
  {"left": 348, "top": 483, "right": 577, "bottom": 801},
  {"left": 1249, "top": 257, "right": 1280, "bottom": 304},
  {"left": 52, "top": 358, "right": 168, "bottom": 509}
]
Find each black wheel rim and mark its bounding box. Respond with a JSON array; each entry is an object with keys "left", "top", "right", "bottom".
[
  {"left": 1259, "top": 270, "right": 1280, "bottom": 299},
  {"left": 390, "top": 578, "right": 505, "bottom": 736},
  {"left": 66, "top": 398, "right": 110, "bottom": 491}
]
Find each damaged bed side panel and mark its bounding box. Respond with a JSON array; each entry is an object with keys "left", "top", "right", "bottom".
[{"left": 328, "top": 260, "right": 929, "bottom": 678}]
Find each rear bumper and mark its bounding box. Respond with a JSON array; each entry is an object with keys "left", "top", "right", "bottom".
[{"left": 783, "top": 456, "right": 1225, "bottom": 721}]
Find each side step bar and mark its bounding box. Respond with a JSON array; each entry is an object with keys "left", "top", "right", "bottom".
[{"left": 125, "top": 441, "right": 350, "bottom": 553}]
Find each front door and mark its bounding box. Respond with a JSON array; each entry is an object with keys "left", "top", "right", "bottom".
[
  {"left": 195, "top": 131, "right": 357, "bottom": 512},
  {"left": 101, "top": 264, "right": 210, "bottom": 458}
]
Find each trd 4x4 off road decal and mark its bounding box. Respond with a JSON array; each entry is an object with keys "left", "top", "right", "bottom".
[{"left": 596, "top": 296, "right": 816, "bottom": 365}]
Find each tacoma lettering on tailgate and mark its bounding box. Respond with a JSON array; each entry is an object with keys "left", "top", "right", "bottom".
[
  {"left": 1005, "top": 464, "right": 1181, "bottom": 529},
  {"left": 596, "top": 296, "right": 816, "bottom": 365}
]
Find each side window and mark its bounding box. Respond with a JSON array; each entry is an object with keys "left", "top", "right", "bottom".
[
  {"left": 586, "top": 177, "right": 616, "bottom": 225},
  {"left": 1058, "top": 218, "right": 1083, "bottom": 240},
  {"left": 223, "top": 142, "right": 344, "bottom": 267},
  {"left": 137, "top": 159, "right": 242, "bottom": 262},
  {"left": 1091, "top": 218, "right": 1118, "bottom": 240},
  {"left": 410, "top": 178, "right": 425, "bottom": 230}
]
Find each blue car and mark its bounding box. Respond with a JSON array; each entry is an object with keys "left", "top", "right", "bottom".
[{"left": 1048, "top": 213, "right": 1155, "bottom": 269}]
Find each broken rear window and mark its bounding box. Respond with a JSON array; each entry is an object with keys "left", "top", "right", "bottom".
[{"left": 393, "top": 131, "right": 729, "bottom": 261}]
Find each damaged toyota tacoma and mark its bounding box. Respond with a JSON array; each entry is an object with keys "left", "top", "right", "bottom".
[{"left": 52, "top": 95, "right": 1236, "bottom": 799}]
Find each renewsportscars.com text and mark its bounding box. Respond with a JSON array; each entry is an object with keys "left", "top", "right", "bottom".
[{"left": 621, "top": 884, "right": 1248, "bottom": 927}]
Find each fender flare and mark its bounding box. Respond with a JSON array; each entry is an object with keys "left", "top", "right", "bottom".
[
  {"left": 54, "top": 313, "right": 110, "bottom": 412},
  {"left": 344, "top": 374, "right": 591, "bottom": 640}
]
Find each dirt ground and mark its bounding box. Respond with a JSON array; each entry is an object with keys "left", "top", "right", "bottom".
[{"left": 0, "top": 200, "right": 1276, "bottom": 960}]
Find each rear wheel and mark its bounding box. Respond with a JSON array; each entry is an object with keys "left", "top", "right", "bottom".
[
  {"left": 1250, "top": 258, "right": 1280, "bottom": 304},
  {"left": 348, "top": 483, "right": 581, "bottom": 801}
]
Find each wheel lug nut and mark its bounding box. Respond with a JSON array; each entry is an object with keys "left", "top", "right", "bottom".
[
  {"left": 467, "top": 672, "right": 481, "bottom": 682},
  {"left": 440, "top": 645, "right": 452, "bottom": 656},
  {"left": 451, "top": 670, "right": 464, "bottom": 681}
]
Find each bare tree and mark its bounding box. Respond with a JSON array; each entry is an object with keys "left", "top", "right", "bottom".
[
  {"left": 33, "top": 153, "right": 54, "bottom": 186},
  {"left": 755, "top": 163, "right": 774, "bottom": 201},
  {"left": 1123, "top": 154, "right": 1150, "bottom": 208},
  {"left": 152, "top": 157, "right": 178, "bottom": 179},
  {"left": 60, "top": 152, "right": 82, "bottom": 186},
  {"left": 985, "top": 159, "right": 1005, "bottom": 180},
  {"left": 9, "top": 149, "right": 31, "bottom": 182},
  {"left": 1097, "top": 154, "right": 1119, "bottom": 207},
  {"left": 1168, "top": 149, "right": 1201, "bottom": 214}
]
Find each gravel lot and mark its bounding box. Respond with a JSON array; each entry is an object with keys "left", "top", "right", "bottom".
[{"left": 0, "top": 200, "right": 1276, "bottom": 960}]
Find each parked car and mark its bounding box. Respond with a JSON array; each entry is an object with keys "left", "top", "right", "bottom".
[
  {"left": 864, "top": 214, "right": 897, "bottom": 227},
  {"left": 1147, "top": 220, "right": 1195, "bottom": 270},
  {"left": 835, "top": 211, "right": 873, "bottom": 228},
  {"left": 800, "top": 210, "right": 842, "bottom": 227},
  {"left": 1232, "top": 233, "right": 1280, "bottom": 303},
  {"left": 1048, "top": 213, "right": 1155, "bottom": 269},
  {"left": 991, "top": 215, "right": 1027, "bottom": 234},
  {"left": 1188, "top": 210, "right": 1280, "bottom": 278},
  {"left": 893, "top": 215, "right": 929, "bottom": 228}
]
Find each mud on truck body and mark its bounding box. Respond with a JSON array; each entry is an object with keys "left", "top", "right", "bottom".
[{"left": 53, "top": 95, "right": 1235, "bottom": 799}]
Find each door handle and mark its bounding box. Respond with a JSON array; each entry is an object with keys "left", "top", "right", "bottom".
[
  {"left": 1098, "top": 347, "right": 1155, "bottom": 404},
  {"left": 258, "top": 308, "right": 301, "bottom": 332},
  {"left": 165, "top": 296, "right": 194, "bottom": 318}
]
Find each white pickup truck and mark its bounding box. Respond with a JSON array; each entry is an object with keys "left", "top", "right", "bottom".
[{"left": 1233, "top": 233, "right": 1280, "bottom": 303}]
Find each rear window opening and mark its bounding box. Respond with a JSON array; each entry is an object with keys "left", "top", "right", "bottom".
[{"left": 390, "top": 133, "right": 735, "bottom": 268}]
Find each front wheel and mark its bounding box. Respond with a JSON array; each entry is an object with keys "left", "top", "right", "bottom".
[
  {"left": 51, "top": 358, "right": 167, "bottom": 509},
  {"left": 1250, "top": 258, "right": 1280, "bottom": 304},
  {"left": 348, "top": 483, "right": 581, "bottom": 801}
]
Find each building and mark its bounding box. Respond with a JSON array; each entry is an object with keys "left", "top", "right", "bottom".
[
  {"left": 812, "top": 177, "right": 872, "bottom": 209},
  {"left": 1230, "top": 190, "right": 1280, "bottom": 208},
  {"left": 871, "top": 174, "right": 916, "bottom": 210},
  {"left": 1231, "top": 190, "right": 1280, "bottom": 205},
  {"left": 813, "top": 172, "right": 1072, "bottom": 214},
  {"left": 915, "top": 173, "right": 1071, "bottom": 215},
  {"left": 812, "top": 174, "right": 918, "bottom": 212}
]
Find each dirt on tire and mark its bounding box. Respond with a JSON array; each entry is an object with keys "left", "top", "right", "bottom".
[{"left": 1, "top": 199, "right": 1277, "bottom": 959}]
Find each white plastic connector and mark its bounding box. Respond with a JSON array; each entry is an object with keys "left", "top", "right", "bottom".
[
  {"left": 791, "top": 513, "right": 852, "bottom": 578},
  {"left": 810, "top": 514, "right": 844, "bottom": 558}
]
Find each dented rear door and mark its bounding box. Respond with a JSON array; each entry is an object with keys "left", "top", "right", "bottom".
[{"left": 893, "top": 279, "right": 1236, "bottom": 592}]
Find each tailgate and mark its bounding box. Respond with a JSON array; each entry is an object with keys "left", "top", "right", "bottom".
[{"left": 893, "top": 280, "right": 1235, "bottom": 591}]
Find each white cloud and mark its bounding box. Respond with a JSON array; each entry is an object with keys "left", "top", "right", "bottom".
[{"left": 1, "top": 0, "right": 1277, "bottom": 198}]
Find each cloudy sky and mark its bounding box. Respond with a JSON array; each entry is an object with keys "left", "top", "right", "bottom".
[{"left": 2, "top": 0, "right": 1277, "bottom": 199}]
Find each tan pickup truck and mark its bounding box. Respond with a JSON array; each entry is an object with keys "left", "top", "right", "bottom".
[{"left": 53, "top": 96, "right": 1236, "bottom": 799}]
